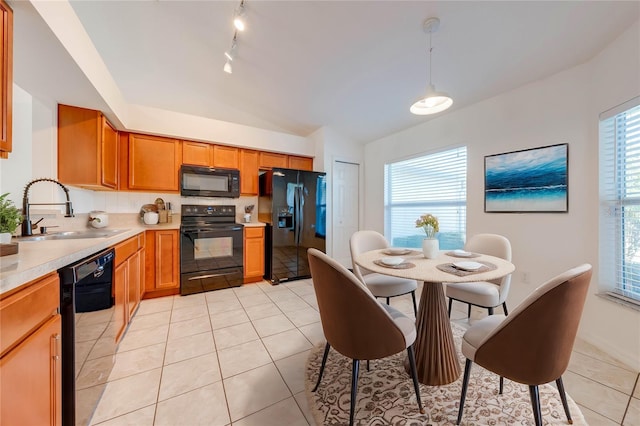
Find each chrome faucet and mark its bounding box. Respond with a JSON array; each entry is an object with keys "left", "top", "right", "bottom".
[{"left": 22, "top": 178, "right": 74, "bottom": 237}]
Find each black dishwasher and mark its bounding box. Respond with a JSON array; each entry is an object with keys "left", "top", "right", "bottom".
[{"left": 58, "top": 248, "right": 115, "bottom": 426}]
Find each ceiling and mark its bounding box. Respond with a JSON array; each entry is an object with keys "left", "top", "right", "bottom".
[{"left": 10, "top": 1, "right": 640, "bottom": 144}]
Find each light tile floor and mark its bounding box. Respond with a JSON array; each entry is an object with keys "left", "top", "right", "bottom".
[{"left": 74, "top": 280, "right": 640, "bottom": 425}]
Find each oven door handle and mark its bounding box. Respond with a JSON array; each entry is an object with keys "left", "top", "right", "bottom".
[
  {"left": 188, "top": 271, "right": 240, "bottom": 280},
  {"left": 182, "top": 226, "right": 243, "bottom": 234}
]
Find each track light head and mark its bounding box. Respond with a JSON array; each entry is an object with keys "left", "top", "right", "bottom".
[
  {"left": 234, "top": 2, "right": 246, "bottom": 31},
  {"left": 224, "top": 60, "right": 233, "bottom": 74}
]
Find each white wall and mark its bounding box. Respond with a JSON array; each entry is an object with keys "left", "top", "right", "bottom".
[{"left": 363, "top": 21, "right": 640, "bottom": 370}]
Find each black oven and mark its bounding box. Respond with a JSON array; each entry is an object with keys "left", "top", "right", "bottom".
[
  {"left": 180, "top": 204, "right": 243, "bottom": 295},
  {"left": 180, "top": 165, "right": 240, "bottom": 198}
]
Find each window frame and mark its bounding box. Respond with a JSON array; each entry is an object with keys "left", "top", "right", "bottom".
[
  {"left": 599, "top": 96, "right": 640, "bottom": 307},
  {"left": 383, "top": 145, "right": 467, "bottom": 250}
]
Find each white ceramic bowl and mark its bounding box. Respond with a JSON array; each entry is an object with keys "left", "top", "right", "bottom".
[
  {"left": 381, "top": 257, "right": 405, "bottom": 266},
  {"left": 143, "top": 211, "right": 159, "bottom": 225}
]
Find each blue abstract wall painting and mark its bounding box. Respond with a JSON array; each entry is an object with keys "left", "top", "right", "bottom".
[{"left": 485, "top": 143, "right": 568, "bottom": 213}]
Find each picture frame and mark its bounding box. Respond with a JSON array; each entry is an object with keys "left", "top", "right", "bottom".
[{"left": 484, "top": 143, "right": 568, "bottom": 213}]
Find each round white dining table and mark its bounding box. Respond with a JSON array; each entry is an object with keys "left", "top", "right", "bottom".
[{"left": 353, "top": 248, "right": 515, "bottom": 386}]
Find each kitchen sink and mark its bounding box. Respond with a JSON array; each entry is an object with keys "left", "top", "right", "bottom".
[{"left": 17, "top": 229, "right": 130, "bottom": 242}]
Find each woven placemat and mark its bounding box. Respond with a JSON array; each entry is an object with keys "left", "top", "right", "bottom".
[
  {"left": 445, "top": 251, "right": 481, "bottom": 259},
  {"left": 373, "top": 260, "right": 416, "bottom": 269},
  {"left": 437, "top": 261, "right": 497, "bottom": 276}
]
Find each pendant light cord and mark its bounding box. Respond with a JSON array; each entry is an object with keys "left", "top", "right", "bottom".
[{"left": 428, "top": 29, "right": 433, "bottom": 87}]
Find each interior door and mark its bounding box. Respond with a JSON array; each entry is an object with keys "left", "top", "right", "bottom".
[{"left": 332, "top": 160, "right": 360, "bottom": 268}]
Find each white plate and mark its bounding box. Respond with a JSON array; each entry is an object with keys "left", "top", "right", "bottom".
[
  {"left": 451, "top": 249, "right": 472, "bottom": 257},
  {"left": 381, "top": 257, "right": 405, "bottom": 266},
  {"left": 453, "top": 261, "right": 483, "bottom": 271},
  {"left": 387, "top": 248, "right": 406, "bottom": 254},
  {"left": 384, "top": 248, "right": 411, "bottom": 255}
]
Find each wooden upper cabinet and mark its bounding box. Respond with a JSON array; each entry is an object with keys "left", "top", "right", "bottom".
[
  {"left": 0, "top": 0, "right": 12, "bottom": 159},
  {"left": 58, "top": 104, "right": 118, "bottom": 190},
  {"left": 182, "top": 141, "right": 213, "bottom": 167},
  {"left": 128, "top": 133, "right": 181, "bottom": 191},
  {"left": 259, "top": 151, "right": 287, "bottom": 169},
  {"left": 288, "top": 155, "right": 313, "bottom": 171},
  {"left": 239, "top": 149, "right": 258, "bottom": 195},
  {"left": 101, "top": 118, "right": 118, "bottom": 188},
  {"left": 212, "top": 145, "right": 239, "bottom": 168}
]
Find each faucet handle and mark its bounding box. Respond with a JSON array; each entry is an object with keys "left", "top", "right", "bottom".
[
  {"left": 40, "top": 225, "right": 59, "bottom": 235},
  {"left": 32, "top": 218, "right": 44, "bottom": 228}
]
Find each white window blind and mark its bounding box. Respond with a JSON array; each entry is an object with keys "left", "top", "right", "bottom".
[
  {"left": 599, "top": 99, "right": 640, "bottom": 303},
  {"left": 384, "top": 146, "right": 467, "bottom": 250}
]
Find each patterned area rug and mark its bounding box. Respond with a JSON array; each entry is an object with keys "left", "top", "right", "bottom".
[{"left": 305, "top": 322, "right": 586, "bottom": 425}]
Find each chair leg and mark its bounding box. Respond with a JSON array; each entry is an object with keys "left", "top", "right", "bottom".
[
  {"left": 366, "top": 360, "right": 370, "bottom": 372},
  {"left": 349, "top": 359, "right": 360, "bottom": 426},
  {"left": 499, "top": 376, "right": 504, "bottom": 394},
  {"left": 312, "top": 342, "right": 331, "bottom": 392},
  {"left": 502, "top": 302, "right": 509, "bottom": 316},
  {"left": 488, "top": 306, "right": 494, "bottom": 316},
  {"left": 386, "top": 297, "right": 390, "bottom": 305},
  {"left": 448, "top": 298, "right": 453, "bottom": 318},
  {"left": 467, "top": 304, "right": 471, "bottom": 318},
  {"left": 406, "top": 345, "right": 425, "bottom": 414},
  {"left": 556, "top": 377, "right": 573, "bottom": 424},
  {"left": 456, "top": 359, "right": 473, "bottom": 425},
  {"left": 411, "top": 291, "right": 418, "bottom": 316},
  {"left": 529, "top": 385, "right": 543, "bottom": 426}
]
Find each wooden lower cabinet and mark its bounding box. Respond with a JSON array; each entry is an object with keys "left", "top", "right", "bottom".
[
  {"left": 144, "top": 229, "right": 180, "bottom": 299},
  {"left": 0, "top": 272, "right": 61, "bottom": 426},
  {"left": 113, "top": 233, "right": 145, "bottom": 342},
  {"left": 244, "top": 226, "right": 265, "bottom": 283}
]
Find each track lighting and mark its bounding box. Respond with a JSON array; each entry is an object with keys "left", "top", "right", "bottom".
[
  {"left": 224, "top": 60, "right": 232, "bottom": 74},
  {"left": 410, "top": 17, "right": 453, "bottom": 115},
  {"left": 234, "top": 0, "right": 246, "bottom": 31},
  {"left": 225, "top": 34, "right": 237, "bottom": 61}
]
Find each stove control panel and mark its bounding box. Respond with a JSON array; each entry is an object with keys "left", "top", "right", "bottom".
[{"left": 181, "top": 204, "right": 236, "bottom": 218}]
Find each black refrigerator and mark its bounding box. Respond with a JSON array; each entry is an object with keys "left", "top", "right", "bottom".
[{"left": 259, "top": 168, "right": 327, "bottom": 284}]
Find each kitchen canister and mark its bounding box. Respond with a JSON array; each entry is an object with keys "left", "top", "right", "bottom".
[{"left": 88, "top": 211, "right": 109, "bottom": 228}]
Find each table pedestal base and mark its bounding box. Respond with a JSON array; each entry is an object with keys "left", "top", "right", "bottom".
[{"left": 405, "top": 281, "right": 461, "bottom": 385}]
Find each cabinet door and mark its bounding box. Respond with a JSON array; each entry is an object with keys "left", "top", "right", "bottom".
[
  {"left": 0, "top": 0, "right": 12, "bottom": 157},
  {"left": 212, "top": 145, "right": 239, "bottom": 168},
  {"left": 128, "top": 134, "right": 181, "bottom": 191},
  {"left": 155, "top": 230, "right": 179, "bottom": 290},
  {"left": 127, "top": 250, "right": 141, "bottom": 318},
  {"left": 259, "top": 152, "right": 287, "bottom": 169},
  {"left": 101, "top": 117, "right": 118, "bottom": 188},
  {"left": 244, "top": 227, "right": 264, "bottom": 282},
  {"left": 1, "top": 315, "right": 61, "bottom": 426},
  {"left": 182, "top": 141, "right": 212, "bottom": 166},
  {"left": 239, "top": 149, "right": 258, "bottom": 195},
  {"left": 288, "top": 155, "right": 313, "bottom": 171},
  {"left": 114, "top": 261, "right": 128, "bottom": 342}
]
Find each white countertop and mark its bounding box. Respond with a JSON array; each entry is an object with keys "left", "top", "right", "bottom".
[
  {"left": 0, "top": 216, "right": 266, "bottom": 295},
  {"left": 0, "top": 212, "right": 181, "bottom": 295}
]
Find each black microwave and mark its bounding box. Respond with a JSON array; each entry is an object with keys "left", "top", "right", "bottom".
[{"left": 180, "top": 165, "right": 240, "bottom": 198}]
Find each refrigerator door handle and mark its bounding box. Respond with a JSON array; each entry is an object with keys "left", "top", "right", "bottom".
[
  {"left": 298, "top": 187, "right": 304, "bottom": 245},
  {"left": 295, "top": 186, "right": 301, "bottom": 246}
]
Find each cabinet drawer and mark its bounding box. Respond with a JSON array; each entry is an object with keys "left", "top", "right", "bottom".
[
  {"left": 114, "top": 234, "right": 141, "bottom": 266},
  {"left": 245, "top": 227, "right": 264, "bottom": 239},
  {"left": 0, "top": 273, "right": 59, "bottom": 356}
]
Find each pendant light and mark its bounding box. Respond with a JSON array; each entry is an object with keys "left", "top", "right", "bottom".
[{"left": 410, "top": 17, "right": 453, "bottom": 115}]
